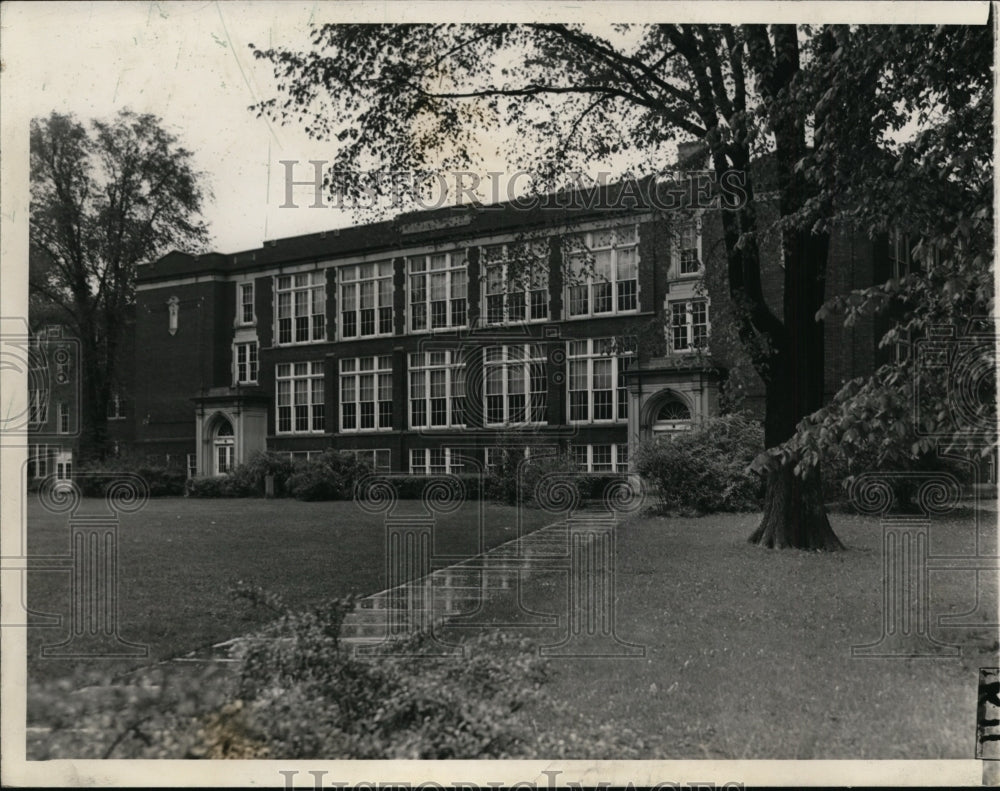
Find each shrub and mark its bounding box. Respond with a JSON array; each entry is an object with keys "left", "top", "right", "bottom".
[
  {"left": 28, "top": 583, "right": 646, "bottom": 760},
  {"left": 385, "top": 474, "right": 484, "bottom": 501},
  {"left": 74, "top": 458, "right": 187, "bottom": 497},
  {"left": 185, "top": 475, "right": 245, "bottom": 498},
  {"left": 633, "top": 411, "right": 764, "bottom": 515},
  {"left": 286, "top": 449, "right": 372, "bottom": 501},
  {"left": 483, "top": 448, "right": 628, "bottom": 508},
  {"left": 821, "top": 442, "right": 976, "bottom": 511}
]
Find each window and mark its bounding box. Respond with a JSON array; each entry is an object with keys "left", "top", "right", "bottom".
[
  {"left": 186, "top": 453, "right": 197, "bottom": 479},
  {"left": 653, "top": 396, "right": 693, "bottom": 432},
  {"left": 58, "top": 402, "right": 69, "bottom": 434},
  {"left": 340, "top": 261, "right": 394, "bottom": 339},
  {"left": 410, "top": 447, "right": 464, "bottom": 474},
  {"left": 571, "top": 444, "right": 629, "bottom": 473},
  {"left": 567, "top": 337, "right": 633, "bottom": 423},
  {"left": 351, "top": 448, "right": 392, "bottom": 473},
  {"left": 107, "top": 391, "right": 124, "bottom": 420},
  {"left": 276, "top": 361, "right": 325, "bottom": 434},
  {"left": 234, "top": 342, "right": 258, "bottom": 384},
  {"left": 238, "top": 282, "right": 255, "bottom": 325},
  {"left": 28, "top": 387, "right": 48, "bottom": 427},
  {"left": 565, "top": 225, "right": 639, "bottom": 318},
  {"left": 409, "top": 350, "right": 465, "bottom": 428},
  {"left": 340, "top": 356, "right": 392, "bottom": 432},
  {"left": 670, "top": 299, "right": 710, "bottom": 352},
  {"left": 27, "top": 445, "right": 49, "bottom": 478},
  {"left": 483, "top": 344, "right": 547, "bottom": 426},
  {"left": 677, "top": 219, "right": 702, "bottom": 275},
  {"left": 482, "top": 243, "right": 549, "bottom": 324},
  {"left": 407, "top": 253, "right": 467, "bottom": 331},
  {"left": 275, "top": 272, "right": 326, "bottom": 344},
  {"left": 56, "top": 452, "right": 73, "bottom": 481}
]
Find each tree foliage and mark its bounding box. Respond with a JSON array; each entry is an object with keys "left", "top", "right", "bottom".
[
  {"left": 251, "top": 22, "right": 992, "bottom": 547},
  {"left": 30, "top": 110, "right": 210, "bottom": 460},
  {"left": 787, "top": 25, "right": 995, "bottom": 481}
]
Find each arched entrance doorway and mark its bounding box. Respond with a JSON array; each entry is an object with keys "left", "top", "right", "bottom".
[{"left": 213, "top": 418, "right": 235, "bottom": 476}]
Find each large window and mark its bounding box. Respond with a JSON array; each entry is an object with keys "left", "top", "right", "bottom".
[
  {"left": 276, "top": 361, "right": 325, "bottom": 434},
  {"left": 275, "top": 272, "right": 326, "bottom": 345},
  {"left": 340, "top": 355, "right": 392, "bottom": 432},
  {"left": 567, "top": 338, "right": 632, "bottom": 423},
  {"left": 410, "top": 447, "right": 464, "bottom": 474},
  {"left": 571, "top": 444, "right": 629, "bottom": 473},
  {"left": 482, "top": 243, "right": 548, "bottom": 324},
  {"left": 234, "top": 341, "right": 258, "bottom": 384},
  {"left": 483, "top": 344, "right": 547, "bottom": 426},
  {"left": 677, "top": 219, "right": 702, "bottom": 275},
  {"left": 565, "top": 225, "right": 639, "bottom": 318},
  {"left": 407, "top": 253, "right": 467, "bottom": 331},
  {"left": 409, "top": 350, "right": 465, "bottom": 428},
  {"left": 670, "top": 299, "right": 710, "bottom": 352},
  {"left": 238, "top": 282, "right": 255, "bottom": 325},
  {"left": 340, "top": 262, "right": 393, "bottom": 339}
]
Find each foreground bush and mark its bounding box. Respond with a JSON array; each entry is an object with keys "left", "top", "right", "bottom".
[
  {"left": 633, "top": 412, "right": 764, "bottom": 515},
  {"left": 29, "top": 584, "right": 646, "bottom": 759}
]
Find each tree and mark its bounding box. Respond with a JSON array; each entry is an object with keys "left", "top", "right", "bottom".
[
  {"left": 786, "top": 24, "right": 995, "bottom": 490},
  {"left": 250, "top": 23, "right": 986, "bottom": 549},
  {"left": 30, "top": 110, "right": 210, "bottom": 462}
]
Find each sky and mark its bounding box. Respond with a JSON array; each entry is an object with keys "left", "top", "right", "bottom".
[
  {"left": 5, "top": 1, "right": 363, "bottom": 253},
  {"left": 1, "top": 1, "right": 984, "bottom": 256}
]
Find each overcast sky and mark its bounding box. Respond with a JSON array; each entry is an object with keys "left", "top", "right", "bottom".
[
  {"left": 2, "top": 1, "right": 983, "bottom": 257},
  {"left": 6, "top": 1, "right": 366, "bottom": 253}
]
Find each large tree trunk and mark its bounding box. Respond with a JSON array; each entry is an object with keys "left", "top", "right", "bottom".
[
  {"left": 747, "top": 225, "right": 844, "bottom": 551},
  {"left": 749, "top": 461, "right": 844, "bottom": 550},
  {"left": 77, "top": 333, "right": 111, "bottom": 464}
]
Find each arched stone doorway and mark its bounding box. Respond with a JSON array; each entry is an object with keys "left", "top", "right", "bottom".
[{"left": 193, "top": 389, "right": 269, "bottom": 479}]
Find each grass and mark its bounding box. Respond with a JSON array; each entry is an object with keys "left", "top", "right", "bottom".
[
  {"left": 457, "top": 506, "right": 998, "bottom": 759},
  {"left": 25, "top": 496, "right": 555, "bottom": 682},
  {"left": 25, "top": 496, "right": 997, "bottom": 759}
]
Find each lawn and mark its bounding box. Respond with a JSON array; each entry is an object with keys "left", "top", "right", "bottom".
[
  {"left": 24, "top": 496, "right": 997, "bottom": 759},
  {"left": 25, "top": 496, "right": 555, "bottom": 682},
  {"left": 454, "top": 505, "right": 998, "bottom": 759}
]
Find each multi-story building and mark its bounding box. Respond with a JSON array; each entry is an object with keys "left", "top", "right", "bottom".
[{"left": 129, "top": 176, "right": 886, "bottom": 478}]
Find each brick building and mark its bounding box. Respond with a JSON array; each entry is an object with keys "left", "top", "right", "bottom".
[{"left": 127, "top": 176, "right": 888, "bottom": 479}]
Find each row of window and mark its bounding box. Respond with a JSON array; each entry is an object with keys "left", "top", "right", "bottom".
[
  {"left": 270, "top": 340, "right": 635, "bottom": 435},
  {"left": 28, "top": 395, "right": 78, "bottom": 433},
  {"left": 26, "top": 445, "right": 73, "bottom": 479},
  {"left": 267, "top": 445, "right": 630, "bottom": 474},
  {"left": 232, "top": 293, "right": 709, "bottom": 392},
  {"left": 232, "top": 222, "right": 704, "bottom": 343}
]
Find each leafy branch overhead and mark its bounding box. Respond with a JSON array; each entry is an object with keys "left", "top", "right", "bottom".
[{"left": 251, "top": 22, "right": 992, "bottom": 550}]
